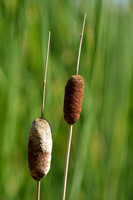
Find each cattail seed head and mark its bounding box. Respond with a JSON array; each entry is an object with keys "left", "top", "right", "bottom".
[
  {"left": 28, "top": 118, "right": 52, "bottom": 181},
  {"left": 63, "top": 75, "right": 84, "bottom": 125}
]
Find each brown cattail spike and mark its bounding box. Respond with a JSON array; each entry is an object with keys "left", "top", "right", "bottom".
[
  {"left": 28, "top": 118, "right": 52, "bottom": 181},
  {"left": 63, "top": 75, "right": 84, "bottom": 125}
]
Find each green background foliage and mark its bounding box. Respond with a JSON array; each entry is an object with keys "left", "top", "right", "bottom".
[{"left": 0, "top": 0, "right": 133, "bottom": 199}]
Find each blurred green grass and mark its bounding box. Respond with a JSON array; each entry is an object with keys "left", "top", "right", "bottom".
[{"left": 0, "top": 0, "right": 133, "bottom": 199}]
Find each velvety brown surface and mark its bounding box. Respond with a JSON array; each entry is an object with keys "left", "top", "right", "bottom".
[
  {"left": 28, "top": 118, "right": 52, "bottom": 181},
  {"left": 28, "top": 140, "right": 51, "bottom": 181},
  {"left": 63, "top": 75, "right": 84, "bottom": 125}
]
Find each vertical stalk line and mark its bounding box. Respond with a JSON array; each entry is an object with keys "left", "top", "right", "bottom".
[
  {"left": 62, "top": 13, "right": 87, "bottom": 200},
  {"left": 62, "top": 125, "right": 73, "bottom": 200},
  {"left": 76, "top": 13, "right": 86, "bottom": 75},
  {"left": 37, "top": 31, "right": 51, "bottom": 200},
  {"left": 41, "top": 31, "right": 51, "bottom": 118},
  {"left": 37, "top": 181, "right": 41, "bottom": 200}
]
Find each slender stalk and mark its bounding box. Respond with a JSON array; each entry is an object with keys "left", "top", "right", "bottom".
[
  {"left": 37, "top": 181, "right": 41, "bottom": 200},
  {"left": 62, "top": 14, "right": 87, "bottom": 200},
  {"left": 37, "top": 31, "right": 51, "bottom": 200},
  {"left": 41, "top": 31, "right": 51, "bottom": 118},
  {"left": 62, "top": 125, "right": 73, "bottom": 200},
  {"left": 76, "top": 13, "right": 87, "bottom": 75}
]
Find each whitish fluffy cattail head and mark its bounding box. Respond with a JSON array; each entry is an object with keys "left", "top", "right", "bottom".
[{"left": 28, "top": 118, "right": 52, "bottom": 181}]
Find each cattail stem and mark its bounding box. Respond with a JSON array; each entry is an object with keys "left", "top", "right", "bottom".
[
  {"left": 62, "top": 125, "right": 73, "bottom": 200},
  {"left": 37, "top": 181, "right": 41, "bottom": 200},
  {"left": 76, "top": 13, "right": 86, "bottom": 75},
  {"left": 38, "top": 31, "right": 51, "bottom": 200},
  {"left": 41, "top": 31, "right": 51, "bottom": 118},
  {"left": 62, "top": 13, "right": 86, "bottom": 200}
]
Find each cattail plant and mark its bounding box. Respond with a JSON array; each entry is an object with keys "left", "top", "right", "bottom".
[
  {"left": 28, "top": 32, "right": 52, "bottom": 200},
  {"left": 62, "top": 14, "right": 86, "bottom": 200}
]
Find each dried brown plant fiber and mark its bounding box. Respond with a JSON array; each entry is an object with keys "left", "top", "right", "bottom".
[
  {"left": 28, "top": 118, "right": 52, "bottom": 181},
  {"left": 63, "top": 75, "right": 84, "bottom": 125}
]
